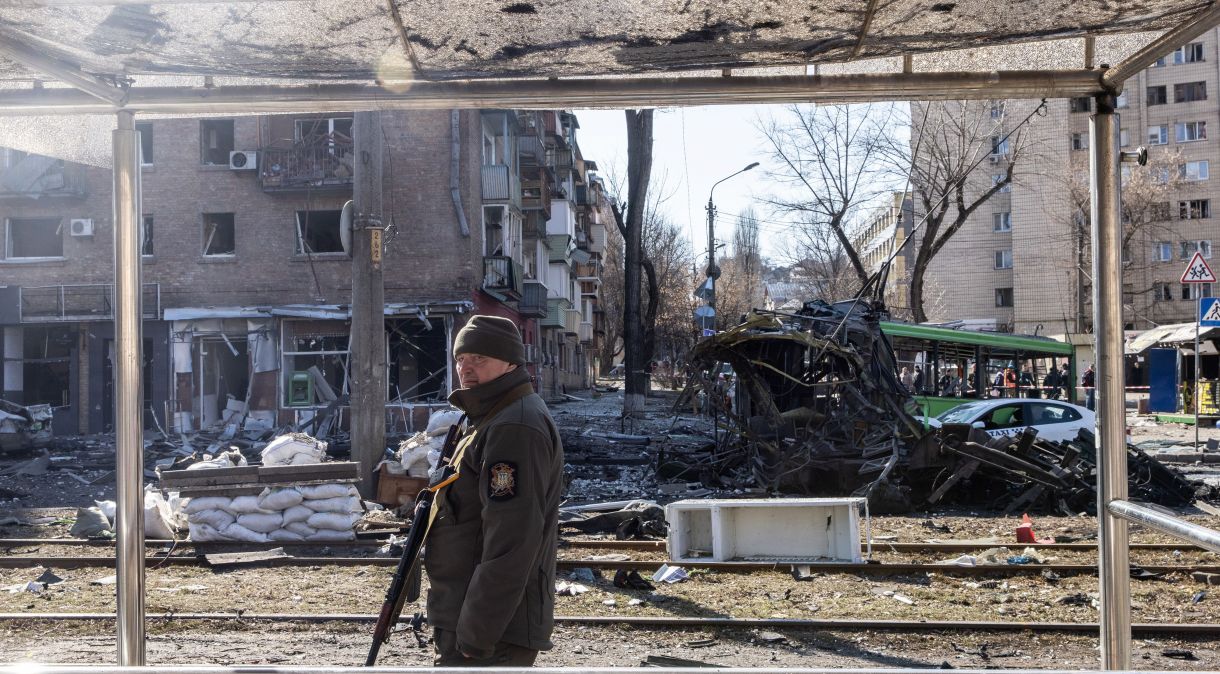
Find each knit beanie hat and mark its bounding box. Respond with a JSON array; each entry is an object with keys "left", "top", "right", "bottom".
[{"left": 453, "top": 315, "right": 526, "bottom": 366}]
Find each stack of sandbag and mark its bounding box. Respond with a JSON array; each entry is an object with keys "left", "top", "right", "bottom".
[
  {"left": 394, "top": 408, "right": 462, "bottom": 477},
  {"left": 185, "top": 483, "right": 362, "bottom": 542},
  {"left": 260, "top": 433, "right": 327, "bottom": 466}
]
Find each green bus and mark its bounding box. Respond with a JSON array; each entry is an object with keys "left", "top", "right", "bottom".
[{"left": 880, "top": 321, "right": 1077, "bottom": 417}]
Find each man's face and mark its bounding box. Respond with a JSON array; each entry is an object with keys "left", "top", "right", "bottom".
[{"left": 455, "top": 352, "right": 516, "bottom": 389}]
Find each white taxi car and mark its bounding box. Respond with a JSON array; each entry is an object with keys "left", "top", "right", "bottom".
[{"left": 923, "top": 398, "right": 1095, "bottom": 442}]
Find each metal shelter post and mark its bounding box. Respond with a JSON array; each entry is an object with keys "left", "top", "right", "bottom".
[
  {"left": 1089, "top": 91, "right": 1130, "bottom": 670},
  {"left": 112, "top": 109, "right": 145, "bottom": 666}
]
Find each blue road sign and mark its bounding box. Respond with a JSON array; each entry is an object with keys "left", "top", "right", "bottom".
[{"left": 1201, "top": 297, "right": 1220, "bottom": 326}]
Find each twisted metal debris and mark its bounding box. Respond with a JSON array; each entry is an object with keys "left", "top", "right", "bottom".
[{"left": 679, "top": 300, "right": 925, "bottom": 512}]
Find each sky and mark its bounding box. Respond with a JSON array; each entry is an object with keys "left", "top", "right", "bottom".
[{"left": 572, "top": 105, "right": 801, "bottom": 265}]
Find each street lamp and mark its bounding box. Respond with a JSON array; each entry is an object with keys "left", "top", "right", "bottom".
[{"left": 701, "top": 162, "right": 759, "bottom": 332}]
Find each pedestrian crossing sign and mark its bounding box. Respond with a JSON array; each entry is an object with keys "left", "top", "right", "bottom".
[
  {"left": 1181, "top": 251, "right": 1217, "bottom": 283},
  {"left": 1202, "top": 297, "right": 1220, "bottom": 327}
]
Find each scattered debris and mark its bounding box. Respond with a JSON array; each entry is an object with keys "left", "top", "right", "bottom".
[
  {"left": 0, "top": 399, "right": 53, "bottom": 452},
  {"left": 754, "top": 630, "right": 787, "bottom": 644},
  {"left": 555, "top": 581, "right": 589, "bottom": 596},
  {"left": 203, "top": 547, "right": 292, "bottom": 568},
  {"left": 613, "top": 569, "right": 655, "bottom": 591},
  {"left": 651, "top": 564, "right": 689, "bottom": 584},
  {"left": 1163, "top": 649, "right": 1198, "bottom": 661}
]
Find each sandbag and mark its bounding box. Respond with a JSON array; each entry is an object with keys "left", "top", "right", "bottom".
[
  {"left": 298, "top": 483, "right": 356, "bottom": 500},
  {"left": 184, "top": 496, "right": 234, "bottom": 514},
  {"left": 307, "top": 511, "right": 359, "bottom": 531},
  {"left": 188, "top": 522, "right": 224, "bottom": 542},
  {"left": 308, "top": 528, "right": 356, "bottom": 542},
  {"left": 257, "top": 487, "right": 303, "bottom": 511},
  {"left": 221, "top": 522, "right": 269, "bottom": 543},
  {"left": 268, "top": 528, "right": 305, "bottom": 542},
  {"left": 304, "top": 495, "right": 361, "bottom": 513},
  {"left": 144, "top": 488, "right": 178, "bottom": 540},
  {"left": 188, "top": 508, "right": 235, "bottom": 531},
  {"left": 70, "top": 506, "right": 112, "bottom": 538},
  {"left": 94, "top": 500, "right": 117, "bottom": 523},
  {"left": 426, "top": 409, "right": 463, "bottom": 437},
  {"left": 260, "top": 433, "right": 327, "bottom": 466},
  {"left": 236, "top": 512, "right": 284, "bottom": 534},
  {"left": 228, "top": 495, "right": 273, "bottom": 514},
  {"left": 282, "top": 504, "right": 313, "bottom": 525},
  {"left": 284, "top": 522, "right": 317, "bottom": 538}
]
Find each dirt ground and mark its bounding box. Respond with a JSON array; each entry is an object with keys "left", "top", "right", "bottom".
[{"left": 2, "top": 387, "right": 1220, "bottom": 668}]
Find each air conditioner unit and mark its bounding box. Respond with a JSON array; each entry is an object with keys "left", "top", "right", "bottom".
[
  {"left": 229, "top": 150, "right": 258, "bottom": 170},
  {"left": 988, "top": 154, "right": 1002, "bottom": 164},
  {"left": 69, "top": 218, "right": 94, "bottom": 237},
  {"left": 524, "top": 343, "right": 539, "bottom": 364}
]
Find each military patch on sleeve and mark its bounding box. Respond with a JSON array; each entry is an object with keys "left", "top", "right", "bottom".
[{"left": 487, "top": 461, "right": 518, "bottom": 501}]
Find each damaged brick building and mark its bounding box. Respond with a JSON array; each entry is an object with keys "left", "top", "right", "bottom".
[{"left": 0, "top": 108, "right": 608, "bottom": 435}]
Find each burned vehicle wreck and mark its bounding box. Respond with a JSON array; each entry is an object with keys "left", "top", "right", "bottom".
[
  {"left": 677, "top": 300, "right": 926, "bottom": 512},
  {"left": 675, "top": 300, "right": 1206, "bottom": 514},
  {"left": 0, "top": 398, "right": 53, "bottom": 452}
]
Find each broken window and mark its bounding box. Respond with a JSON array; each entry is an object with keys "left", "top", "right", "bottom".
[
  {"left": 388, "top": 317, "right": 448, "bottom": 402},
  {"left": 1146, "top": 85, "right": 1167, "bottom": 106},
  {"left": 142, "top": 215, "right": 154, "bottom": 257},
  {"left": 200, "top": 119, "right": 235, "bottom": 165},
  {"left": 295, "top": 210, "right": 345, "bottom": 254},
  {"left": 295, "top": 117, "right": 353, "bottom": 147},
  {"left": 136, "top": 122, "right": 153, "bottom": 166},
  {"left": 995, "top": 287, "right": 1013, "bottom": 307},
  {"left": 202, "top": 212, "right": 235, "bottom": 256},
  {"left": 6, "top": 217, "right": 62, "bottom": 259},
  {"left": 281, "top": 320, "right": 349, "bottom": 407},
  {"left": 1175, "top": 81, "right": 1207, "bottom": 103},
  {"left": 20, "top": 325, "right": 72, "bottom": 407}
]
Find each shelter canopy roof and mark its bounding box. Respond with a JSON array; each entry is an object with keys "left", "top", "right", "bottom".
[{"left": 0, "top": 1, "right": 1206, "bottom": 85}]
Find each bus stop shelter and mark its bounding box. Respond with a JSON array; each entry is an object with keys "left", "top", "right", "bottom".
[{"left": 0, "top": 1, "right": 1218, "bottom": 671}]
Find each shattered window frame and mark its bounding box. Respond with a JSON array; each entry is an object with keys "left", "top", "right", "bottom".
[
  {"left": 136, "top": 122, "right": 153, "bottom": 166},
  {"left": 294, "top": 209, "right": 346, "bottom": 255},
  {"left": 280, "top": 319, "right": 350, "bottom": 409},
  {"left": 5, "top": 217, "right": 63, "bottom": 260},
  {"left": 199, "top": 119, "right": 235, "bottom": 166},
  {"left": 202, "top": 212, "right": 236, "bottom": 257}
]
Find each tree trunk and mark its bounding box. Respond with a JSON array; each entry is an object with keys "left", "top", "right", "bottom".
[
  {"left": 623, "top": 109, "right": 654, "bottom": 417},
  {"left": 910, "top": 253, "right": 928, "bottom": 324}
]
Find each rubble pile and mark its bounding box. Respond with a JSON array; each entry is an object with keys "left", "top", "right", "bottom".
[
  {"left": 926, "top": 425, "right": 1208, "bottom": 515},
  {"left": 0, "top": 399, "right": 53, "bottom": 452},
  {"left": 678, "top": 300, "right": 925, "bottom": 512}
]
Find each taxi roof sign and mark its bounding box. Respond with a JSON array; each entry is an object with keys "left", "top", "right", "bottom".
[{"left": 1181, "top": 251, "right": 1217, "bottom": 284}]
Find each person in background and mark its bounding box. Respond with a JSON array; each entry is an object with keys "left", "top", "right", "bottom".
[
  {"left": 900, "top": 366, "right": 914, "bottom": 391},
  {"left": 1082, "top": 363, "right": 1096, "bottom": 410}
]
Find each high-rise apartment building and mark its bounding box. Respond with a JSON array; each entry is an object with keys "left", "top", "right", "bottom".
[{"left": 919, "top": 30, "right": 1220, "bottom": 337}]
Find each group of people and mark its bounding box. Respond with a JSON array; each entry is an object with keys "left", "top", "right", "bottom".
[{"left": 898, "top": 361, "right": 1085, "bottom": 403}]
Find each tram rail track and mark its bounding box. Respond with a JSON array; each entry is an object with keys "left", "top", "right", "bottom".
[
  {"left": 0, "top": 611, "right": 1215, "bottom": 635},
  {"left": 1, "top": 554, "right": 1215, "bottom": 576}
]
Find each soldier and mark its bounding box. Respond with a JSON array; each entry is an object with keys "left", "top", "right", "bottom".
[{"left": 425, "top": 315, "right": 564, "bottom": 667}]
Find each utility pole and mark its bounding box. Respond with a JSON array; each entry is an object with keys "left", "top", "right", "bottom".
[{"left": 350, "top": 111, "right": 386, "bottom": 498}]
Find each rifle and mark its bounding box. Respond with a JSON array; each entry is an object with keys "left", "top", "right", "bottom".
[{"left": 365, "top": 418, "right": 465, "bottom": 666}]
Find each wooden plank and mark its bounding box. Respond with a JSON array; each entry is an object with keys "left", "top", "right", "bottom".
[
  {"left": 203, "top": 547, "right": 291, "bottom": 567},
  {"left": 159, "top": 466, "right": 260, "bottom": 488},
  {"left": 175, "top": 477, "right": 357, "bottom": 498},
  {"left": 257, "top": 462, "right": 359, "bottom": 482}
]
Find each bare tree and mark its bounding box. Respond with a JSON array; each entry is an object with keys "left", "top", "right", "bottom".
[
  {"left": 597, "top": 199, "right": 625, "bottom": 374},
  {"left": 619, "top": 109, "right": 653, "bottom": 416},
  {"left": 759, "top": 103, "right": 899, "bottom": 290},
  {"left": 1053, "top": 146, "right": 1185, "bottom": 329},
  {"left": 716, "top": 208, "right": 766, "bottom": 328},
  {"left": 887, "top": 100, "right": 1039, "bottom": 323}
]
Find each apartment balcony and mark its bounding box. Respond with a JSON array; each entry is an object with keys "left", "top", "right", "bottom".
[
  {"left": 260, "top": 137, "right": 354, "bottom": 192},
  {"left": 0, "top": 157, "right": 86, "bottom": 199},
  {"left": 482, "top": 256, "right": 523, "bottom": 300},
  {"left": 578, "top": 321, "right": 594, "bottom": 343},
  {"left": 547, "top": 234, "right": 573, "bottom": 264},
  {"left": 481, "top": 164, "right": 522, "bottom": 208},
  {"left": 563, "top": 308, "right": 581, "bottom": 336},
  {"left": 552, "top": 148, "right": 574, "bottom": 172},
  {"left": 521, "top": 169, "right": 551, "bottom": 216},
  {"left": 587, "top": 223, "right": 606, "bottom": 254},
  {"left": 519, "top": 135, "right": 547, "bottom": 166},
  {"left": 541, "top": 298, "right": 571, "bottom": 330},
  {"left": 574, "top": 184, "right": 598, "bottom": 207},
  {"left": 19, "top": 283, "right": 160, "bottom": 322},
  {"left": 522, "top": 211, "right": 546, "bottom": 239},
  {"left": 519, "top": 280, "right": 548, "bottom": 318}
]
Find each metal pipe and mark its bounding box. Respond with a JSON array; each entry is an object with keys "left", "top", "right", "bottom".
[
  {"left": 1109, "top": 500, "right": 1220, "bottom": 554},
  {"left": 112, "top": 109, "right": 144, "bottom": 666},
  {"left": 1089, "top": 92, "right": 1129, "bottom": 671},
  {"left": 0, "top": 32, "right": 127, "bottom": 104},
  {"left": 1102, "top": 5, "right": 1220, "bottom": 88},
  {"left": 0, "top": 70, "right": 1109, "bottom": 116}
]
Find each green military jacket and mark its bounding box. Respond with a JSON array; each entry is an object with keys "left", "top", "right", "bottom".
[{"left": 425, "top": 366, "right": 563, "bottom": 658}]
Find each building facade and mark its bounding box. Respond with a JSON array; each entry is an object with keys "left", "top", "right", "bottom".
[
  {"left": 0, "top": 108, "right": 606, "bottom": 435},
  {"left": 851, "top": 191, "right": 917, "bottom": 316},
  {"left": 919, "top": 29, "right": 1220, "bottom": 337}
]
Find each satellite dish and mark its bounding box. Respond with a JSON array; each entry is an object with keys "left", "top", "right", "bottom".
[{"left": 340, "top": 200, "right": 353, "bottom": 254}]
